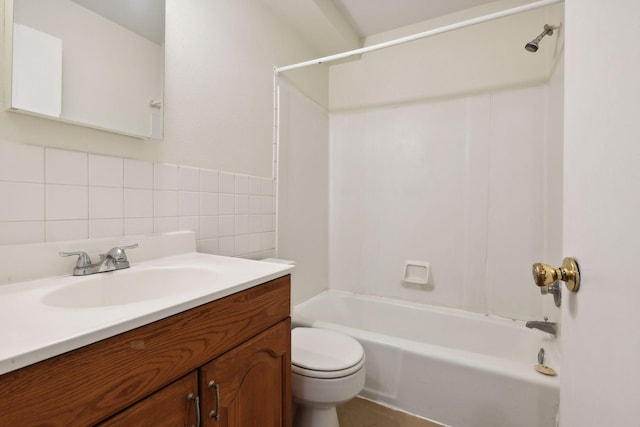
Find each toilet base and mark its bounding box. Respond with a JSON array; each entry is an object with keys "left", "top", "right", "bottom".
[{"left": 294, "top": 405, "right": 339, "bottom": 427}]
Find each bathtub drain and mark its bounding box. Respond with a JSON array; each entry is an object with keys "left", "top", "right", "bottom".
[{"left": 535, "top": 347, "right": 557, "bottom": 376}]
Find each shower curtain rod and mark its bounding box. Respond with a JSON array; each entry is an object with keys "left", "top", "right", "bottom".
[{"left": 274, "top": 0, "right": 563, "bottom": 74}]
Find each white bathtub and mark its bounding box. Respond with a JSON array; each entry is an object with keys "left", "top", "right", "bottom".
[{"left": 292, "top": 290, "right": 559, "bottom": 427}]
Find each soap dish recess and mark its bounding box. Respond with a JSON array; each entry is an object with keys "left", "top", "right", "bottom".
[{"left": 403, "top": 261, "right": 430, "bottom": 285}]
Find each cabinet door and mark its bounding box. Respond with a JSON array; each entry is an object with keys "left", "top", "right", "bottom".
[
  {"left": 98, "top": 372, "right": 200, "bottom": 427},
  {"left": 200, "top": 319, "right": 291, "bottom": 427}
]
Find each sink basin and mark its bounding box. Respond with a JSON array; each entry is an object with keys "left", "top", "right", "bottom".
[{"left": 43, "top": 266, "right": 219, "bottom": 308}]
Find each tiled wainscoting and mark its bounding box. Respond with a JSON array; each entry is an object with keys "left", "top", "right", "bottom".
[{"left": 0, "top": 139, "right": 276, "bottom": 259}]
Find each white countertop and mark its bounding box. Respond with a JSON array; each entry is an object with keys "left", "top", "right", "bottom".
[{"left": 0, "top": 252, "right": 293, "bottom": 375}]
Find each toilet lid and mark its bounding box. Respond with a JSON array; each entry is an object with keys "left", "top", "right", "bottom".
[{"left": 292, "top": 328, "right": 364, "bottom": 378}]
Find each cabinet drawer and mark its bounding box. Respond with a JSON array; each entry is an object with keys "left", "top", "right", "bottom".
[{"left": 0, "top": 275, "right": 290, "bottom": 426}]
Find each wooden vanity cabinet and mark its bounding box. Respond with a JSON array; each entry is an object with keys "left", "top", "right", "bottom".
[
  {"left": 200, "top": 319, "right": 290, "bottom": 426},
  {"left": 0, "top": 275, "right": 291, "bottom": 427},
  {"left": 98, "top": 372, "right": 200, "bottom": 427}
]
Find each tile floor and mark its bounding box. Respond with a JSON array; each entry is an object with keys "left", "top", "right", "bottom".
[{"left": 336, "top": 397, "right": 444, "bottom": 427}]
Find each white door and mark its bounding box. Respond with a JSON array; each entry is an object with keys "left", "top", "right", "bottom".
[{"left": 562, "top": 0, "right": 640, "bottom": 425}]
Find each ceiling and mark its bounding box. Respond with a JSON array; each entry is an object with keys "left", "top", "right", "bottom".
[
  {"left": 71, "top": 0, "right": 165, "bottom": 44},
  {"left": 264, "top": 0, "right": 530, "bottom": 58},
  {"left": 67, "top": 1, "right": 526, "bottom": 53},
  {"left": 333, "top": 0, "right": 502, "bottom": 37}
]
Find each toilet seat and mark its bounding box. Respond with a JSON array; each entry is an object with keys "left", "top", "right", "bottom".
[
  {"left": 292, "top": 356, "right": 365, "bottom": 379},
  {"left": 292, "top": 328, "right": 365, "bottom": 379}
]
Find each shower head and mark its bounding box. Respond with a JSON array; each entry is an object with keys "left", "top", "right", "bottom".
[
  {"left": 525, "top": 24, "right": 558, "bottom": 53},
  {"left": 525, "top": 40, "right": 541, "bottom": 53}
]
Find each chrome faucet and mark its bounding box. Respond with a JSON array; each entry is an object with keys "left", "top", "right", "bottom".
[
  {"left": 60, "top": 244, "right": 138, "bottom": 276},
  {"left": 525, "top": 316, "right": 557, "bottom": 336}
]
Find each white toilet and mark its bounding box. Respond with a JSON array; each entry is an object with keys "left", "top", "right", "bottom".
[{"left": 291, "top": 327, "right": 366, "bottom": 427}]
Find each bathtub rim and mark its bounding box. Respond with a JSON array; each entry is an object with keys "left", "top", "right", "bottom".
[{"left": 294, "top": 289, "right": 560, "bottom": 329}]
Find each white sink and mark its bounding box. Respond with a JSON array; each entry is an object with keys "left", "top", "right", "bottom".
[
  {"left": 42, "top": 266, "right": 219, "bottom": 308},
  {"left": 0, "top": 232, "right": 294, "bottom": 376}
]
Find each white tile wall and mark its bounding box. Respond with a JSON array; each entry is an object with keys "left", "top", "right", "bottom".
[
  {"left": 154, "top": 190, "right": 178, "bottom": 217},
  {"left": 249, "top": 215, "right": 261, "bottom": 233},
  {"left": 235, "top": 175, "right": 249, "bottom": 195},
  {"left": 47, "top": 220, "right": 88, "bottom": 242},
  {"left": 219, "top": 173, "right": 235, "bottom": 193},
  {"left": 200, "top": 169, "right": 219, "bottom": 193},
  {"left": 46, "top": 185, "right": 87, "bottom": 220},
  {"left": 199, "top": 216, "right": 218, "bottom": 239},
  {"left": 178, "top": 167, "right": 200, "bottom": 191},
  {"left": 0, "top": 139, "right": 276, "bottom": 258},
  {"left": 218, "top": 194, "right": 235, "bottom": 215},
  {"left": 179, "top": 192, "right": 199, "bottom": 217},
  {"left": 0, "top": 182, "right": 45, "bottom": 221},
  {"left": 235, "top": 215, "right": 249, "bottom": 235},
  {"left": 124, "top": 159, "right": 153, "bottom": 189},
  {"left": 200, "top": 193, "right": 218, "bottom": 216},
  {"left": 219, "top": 237, "right": 234, "bottom": 256},
  {"left": 124, "top": 218, "right": 153, "bottom": 236},
  {"left": 0, "top": 140, "right": 44, "bottom": 183},
  {"left": 89, "top": 154, "right": 123, "bottom": 187},
  {"left": 262, "top": 178, "right": 275, "bottom": 196},
  {"left": 46, "top": 149, "right": 87, "bottom": 185},
  {"left": 0, "top": 221, "right": 44, "bottom": 244},
  {"left": 124, "top": 189, "right": 153, "bottom": 218},
  {"left": 249, "top": 196, "right": 261, "bottom": 215},
  {"left": 218, "top": 216, "right": 235, "bottom": 237},
  {"left": 179, "top": 216, "right": 199, "bottom": 235},
  {"left": 154, "top": 217, "right": 178, "bottom": 233},
  {"left": 154, "top": 163, "right": 178, "bottom": 191},
  {"left": 235, "top": 195, "right": 249, "bottom": 215},
  {"left": 249, "top": 177, "right": 262, "bottom": 195},
  {"left": 89, "top": 187, "right": 123, "bottom": 219},
  {"left": 90, "top": 219, "right": 124, "bottom": 239}
]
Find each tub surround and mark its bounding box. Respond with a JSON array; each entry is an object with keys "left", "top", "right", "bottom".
[
  {"left": 329, "top": 83, "right": 562, "bottom": 322},
  {"left": 0, "top": 231, "right": 294, "bottom": 375}
]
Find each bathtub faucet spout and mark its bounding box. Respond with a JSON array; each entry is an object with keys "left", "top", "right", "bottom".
[{"left": 525, "top": 317, "right": 557, "bottom": 336}]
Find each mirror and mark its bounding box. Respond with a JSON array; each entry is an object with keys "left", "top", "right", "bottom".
[{"left": 9, "top": 0, "right": 165, "bottom": 139}]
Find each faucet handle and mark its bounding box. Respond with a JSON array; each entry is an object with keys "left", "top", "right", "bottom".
[
  {"left": 59, "top": 251, "right": 92, "bottom": 268},
  {"left": 105, "top": 243, "right": 138, "bottom": 262}
]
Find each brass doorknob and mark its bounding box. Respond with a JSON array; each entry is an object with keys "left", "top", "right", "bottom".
[{"left": 532, "top": 257, "right": 580, "bottom": 292}]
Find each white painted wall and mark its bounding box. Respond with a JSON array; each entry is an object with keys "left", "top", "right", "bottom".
[
  {"left": 277, "top": 80, "right": 329, "bottom": 305},
  {"left": 14, "top": 0, "right": 162, "bottom": 137},
  {"left": 561, "top": 0, "right": 640, "bottom": 425},
  {"left": 329, "top": 83, "right": 561, "bottom": 320},
  {"left": 329, "top": 0, "right": 563, "bottom": 111},
  {"left": 164, "top": 0, "right": 327, "bottom": 177},
  {"left": 0, "top": 0, "right": 328, "bottom": 177}
]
